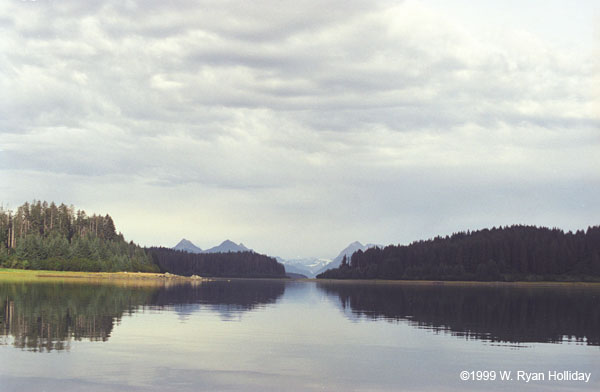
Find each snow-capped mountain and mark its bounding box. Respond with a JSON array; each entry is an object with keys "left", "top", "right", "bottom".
[
  {"left": 172, "top": 238, "right": 380, "bottom": 277},
  {"left": 173, "top": 238, "right": 203, "bottom": 253},
  {"left": 277, "top": 257, "right": 331, "bottom": 278},
  {"left": 314, "top": 241, "right": 381, "bottom": 276}
]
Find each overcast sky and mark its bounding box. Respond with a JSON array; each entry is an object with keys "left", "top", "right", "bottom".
[{"left": 1, "top": 0, "right": 599, "bottom": 259}]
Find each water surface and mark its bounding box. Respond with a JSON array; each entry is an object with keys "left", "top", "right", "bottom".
[{"left": 1, "top": 279, "right": 598, "bottom": 391}]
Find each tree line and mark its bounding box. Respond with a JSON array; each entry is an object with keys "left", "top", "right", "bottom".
[
  {"left": 149, "top": 247, "right": 286, "bottom": 278},
  {"left": 0, "top": 201, "right": 158, "bottom": 272},
  {"left": 317, "top": 225, "right": 600, "bottom": 281}
]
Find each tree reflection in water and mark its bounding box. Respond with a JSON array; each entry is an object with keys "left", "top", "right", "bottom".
[
  {"left": 317, "top": 282, "right": 600, "bottom": 346},
  {"left": 0, "top": 279, "right": 285, "bottom": 352}
]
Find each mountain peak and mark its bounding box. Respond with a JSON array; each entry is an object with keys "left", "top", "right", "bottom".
[
  {"left": 314, "top": 241, "right": 381, "bottom": 276},
  {"left": 277, "top": 256, "right": 332, "bottom": 278},
  {"left": 203, "top": 240, "right": 251, "bottom": 253},
  {"left": 173, "top": 238, "right": 202, "bottom": 253}
]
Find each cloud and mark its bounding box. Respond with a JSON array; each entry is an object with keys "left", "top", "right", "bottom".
[{"left": 1, "top": 0, "right": 598, "bottom": 257}]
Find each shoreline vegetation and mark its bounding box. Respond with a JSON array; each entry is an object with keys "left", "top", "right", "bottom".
[
  {"left": 146, "top": 247, "right": 285, "bottom": 278},
  {"left": 2, "top": 201, "right": 599, "bottom": 283},
  {"left": 0, "top": 200, "right": 286, "bottom": 278},
  {"left": 310, "top": 277, "right": 600, "bottom": 288},
  {"left": 0, "top": 200, "right": 159, "bottom": 273},
  {"left": 1, "top": 269, "right": 599, "bottom": 288},
  {"left": 149, "top": 247, "right": 286, "bottom": 278},
  {"left": 317, "top": 225, "right": 600, "bottom": 282}
]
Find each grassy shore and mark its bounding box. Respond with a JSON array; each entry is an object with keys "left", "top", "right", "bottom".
[
  {"left": 1, "top": 269, "right": 598, "bottom": 288},
  {"left": 0, "top": 268, "right": 206, "bottom": 285}
]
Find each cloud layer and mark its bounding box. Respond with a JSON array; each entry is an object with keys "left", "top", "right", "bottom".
[{"left": 1, "top": 0, "right": 598, "bottom": 257}]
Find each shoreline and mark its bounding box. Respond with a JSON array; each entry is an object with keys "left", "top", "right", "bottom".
[
  {"left": 1, "top": 269, "right": 599, "bottom": 288},
  {"left": 0, "top": 268, "right": 208, "bottom": 284},
  {"left": 303, "top": 277, "right": 600, "bottom": 288}
]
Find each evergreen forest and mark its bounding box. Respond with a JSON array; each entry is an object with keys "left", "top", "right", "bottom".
[
  {"left": 317, "top": 225, "right": 600, "bottom": 281},
  {"left": 0, "top": 201, "right": 158, "bottom": 272},
  {"left": 149, "top": 247, "right": 286, "bottom": 278}
]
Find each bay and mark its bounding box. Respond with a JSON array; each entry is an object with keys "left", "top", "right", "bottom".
[{"left": 1, "top": 279, "right": 599, "bottom": 391}]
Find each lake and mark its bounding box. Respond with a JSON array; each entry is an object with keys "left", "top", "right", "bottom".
[{"left": 1, "top": 279, "right": 599, "bottom": 391}]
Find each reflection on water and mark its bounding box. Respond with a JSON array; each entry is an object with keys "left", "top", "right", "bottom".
[
  {"left": 152, "top": 279, "right": 285, "bottom": 308},
  {"left": 317, "top": 282, "right": 600, "bottom": 346},
  {"left": 0, "top": 280, "right": 284, "bottom": 352},
  {"left": 0, "top": 283, "right": 156, "bottom": 352},
  {"left": 151, "top": 280, "right": 286, "bottom": 321},
  {"left": 1, "top": 279, "right": 599, "bottom": 392},
  {"left": 2, "top": 279, "right": 599, "bottom": 354}
]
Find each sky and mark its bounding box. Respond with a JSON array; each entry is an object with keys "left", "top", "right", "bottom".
[{"left": 1, "top": 0, "right": 599, "bottom": 259}]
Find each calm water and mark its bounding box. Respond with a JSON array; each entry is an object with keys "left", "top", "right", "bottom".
[{"left": 1, "top": 279, "right": 599, "bottom": 391}]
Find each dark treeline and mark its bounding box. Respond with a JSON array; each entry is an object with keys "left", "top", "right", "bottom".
[
  {"left": 149, "top": 247, "right": 286, "bottom": 278},
  {"left": 318, "top": 283, "right": 600, "bottom": 346},
  {"left": 0, "top": 201, "right": 158, "bottom": 272},
  {"left": 318, "top": 225, "right": 600, "bottom": 281}
]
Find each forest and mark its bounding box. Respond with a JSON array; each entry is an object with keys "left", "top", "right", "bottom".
[
  {"left": 0, "top": 201, "right": 158, "bottom": 272},
  {"left": 317, "top": 225, "right": 600, "bottom": 281},
  {"left": 149, "top": 247, "right": 286, "bottom": 278}
]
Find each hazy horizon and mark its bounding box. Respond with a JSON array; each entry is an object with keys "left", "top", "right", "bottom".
[{"left": 1, "top": 0, "right": 598, "bottom": 259}]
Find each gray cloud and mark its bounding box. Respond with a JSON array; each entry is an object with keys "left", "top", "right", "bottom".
[{"left": 1, "top": 0, "right": 598, "bottom": 257}]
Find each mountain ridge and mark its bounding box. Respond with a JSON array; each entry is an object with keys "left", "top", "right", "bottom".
[
  {"left": 276, "top": 256, "right": 331, "bottom": 278},
  {"left": 172, "top": 239, "right": 251, "bottom": 254},
  {"left": 203, "top": 239, "right": 251, "bottom": 253},
  {"left": 172, "top": 238, "right": 381, "bottom": 277},
  {"left": 173, "top": 238, "right": 203, "bottom": 253}
]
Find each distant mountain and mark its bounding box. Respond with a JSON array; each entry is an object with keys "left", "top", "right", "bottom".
[
  {"left": 277, "top": 257, "right": 331, "bottom": 278},
  {"left": 173, "top": 239, "right": 250, "bottom": 254},
  {"left": 173, "top": 239, "right": 203, "bottom": 254},
  {"left": 203, "top": 240, "right": 251, "bottom": 254},
  {"left": 314, "top": 241, "right": 381, "bottom": 276},
  {"left": 172, "top": 238, "right": 380, "bottom": 277},
  {"left": 276, "top": 258, "right": 310, "bottom": 276}
]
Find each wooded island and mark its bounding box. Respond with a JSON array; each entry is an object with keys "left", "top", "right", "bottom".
[{"left": 317, "top": 226, "right": 600, "bottom": 281}]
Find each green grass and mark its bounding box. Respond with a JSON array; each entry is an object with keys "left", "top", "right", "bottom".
[{"left": 0, "top": 268, "right": 204, "bottom": 285}]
